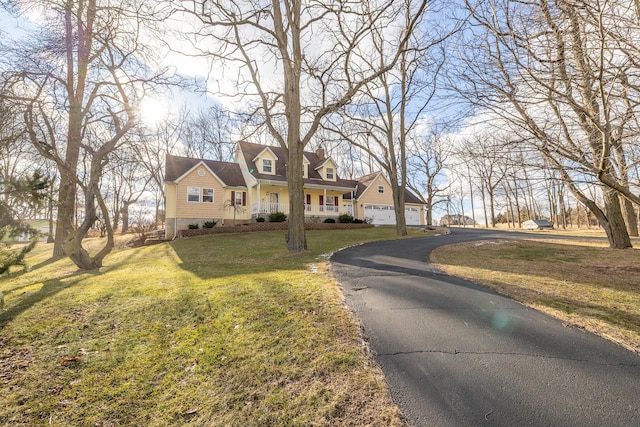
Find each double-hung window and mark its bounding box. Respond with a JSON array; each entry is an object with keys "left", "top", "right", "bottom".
[
  {"left": 263, "top": 159, "right": 272, "bottom": 173},
  {"left": 187, "top": 186, "right": 200, "bottom": 202},
  {"left": 326, "top": 167, "right": 334, "bottom": 180},
  {"left": 378, "top": 185, "right": 384, "bottom": 194},
  {"left": 187, "top": 187, "right": 213, "bottom": 203},
  {"left": 202, "top": 188, "right": 214, "bottom": 203}
]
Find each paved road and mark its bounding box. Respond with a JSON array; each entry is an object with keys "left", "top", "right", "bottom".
[{"left": 330, "top": 228, "right": 640, "bottom": 426}]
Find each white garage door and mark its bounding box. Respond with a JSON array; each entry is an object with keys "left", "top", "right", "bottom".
[
  {"left": 405, "top": 207, "right": 420, "bottom": 226},
  {"left": 363, "top": 204, "right": 395, "bottom": 225},
  {"left": 363, "top": 205, "right": 421, "bottom": 226}
]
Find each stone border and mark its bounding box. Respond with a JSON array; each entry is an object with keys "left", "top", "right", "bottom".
[{"left": 177, "top": 222, "right": 374, "bottom": 238}]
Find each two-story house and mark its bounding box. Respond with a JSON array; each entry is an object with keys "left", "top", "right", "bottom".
[
  {"left": 235, "top": 141, "right": 357, "bottom": 219},
  {"left": 164, "top": 141, "right": 425, "bottom": 237}
]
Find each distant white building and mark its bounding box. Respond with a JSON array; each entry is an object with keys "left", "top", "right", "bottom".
[{"left": 522, "top": 219, "right": 553, "bottom": 230}]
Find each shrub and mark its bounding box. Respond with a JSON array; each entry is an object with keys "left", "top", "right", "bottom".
[
  {"left": 203, "top": 220, "right": 217, "bottom": 229},
  {"left": 338, "top": 213, "right": 354, "bottom": 223},
  {"left": 255, "top": 216, "right": 266, "bottom": 222},
  {"left": 353, "top": 218, "right": 364, "bottom": 224},
  {"left": 188, "top": 223, "right": 199, "bottom": 229},
  {"left": 323, "top": 218, "right": 336, "bottom": 223},
  {"left": 269, "top": 212, "right": 287, "bottom": 222}
]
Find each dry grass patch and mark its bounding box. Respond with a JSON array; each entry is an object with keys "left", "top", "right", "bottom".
[
  {"left": 0, "top": 229, "right": 418, "bottom": 426},
  {"left": 431, "top": 239, "right": 640, "bottom": 353}
]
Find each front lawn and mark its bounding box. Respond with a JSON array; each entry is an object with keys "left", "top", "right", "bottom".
[{"left": 0, "top": 228, "right": 423, "bottom": 426}]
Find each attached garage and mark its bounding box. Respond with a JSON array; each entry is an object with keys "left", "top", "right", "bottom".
[
  {"left": 364, "top": 204, "right": 422, "bottom": 226},
  {"left": 349, "top": 171, "right": 425, "bottom": 227},
  {"left": 405, "top": 207, "right": 420, "bottom": 225},
  {"left": 364, "top": 204, "right": 395, "bottom": 225}
]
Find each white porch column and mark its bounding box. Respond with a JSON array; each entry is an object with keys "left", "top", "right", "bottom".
[
  {"left": 257, "top": 182, "right": 261, "bottom": 213},
  {"left": 323, "top": 188, "right": 327, "bottom": 211}
]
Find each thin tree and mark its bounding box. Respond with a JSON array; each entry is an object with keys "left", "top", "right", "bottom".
[{"left": 326, "top": 0, "right": 453, "bottom": 236}]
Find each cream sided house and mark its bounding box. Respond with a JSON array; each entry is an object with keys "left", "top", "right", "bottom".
[{"left": 165, "top": 142, "right": 425, "bottom": 237}]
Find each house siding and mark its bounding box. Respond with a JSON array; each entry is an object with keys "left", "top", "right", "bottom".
[
  {"left": 175, "top": 167, "right": 225, "bottom": 218},
  {"left": 352, "top": 174, "right": 425, "bottom": 225},
  {"left": 222, "top": 188, "right": 251, "bottom": 224},
  {"left": 354, "top": 175, "right": 393, "bottom": 218}
]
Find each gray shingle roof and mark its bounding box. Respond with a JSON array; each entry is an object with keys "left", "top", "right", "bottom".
[
  {"left": 237, "top": 141, "right": 356, "bottom": 190},
  {"left": 343, "top": 172, "right": 423, "bottom": 204},
  {"left": 165, "top": 155, "right": 246, "bottom": 187}
]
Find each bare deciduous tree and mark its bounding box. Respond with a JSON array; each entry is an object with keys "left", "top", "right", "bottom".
[
  {"left": 458, "top": 0, "right": 639, "bottom": 248},
  {"left": 176, "top": 0, "right": 428, "bottom": 251},
  {"left": 325, "top": 0, "right": 453, "bottom": 235},
  {"left": 407, "top": 128, "right": 451, "bottom": 226},
  {"left": 2, "top": 0, "right": 173, "bottom": 268}
]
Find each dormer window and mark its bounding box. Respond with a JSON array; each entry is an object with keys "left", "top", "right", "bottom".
[
  {"left": 262, "top": 159, "right": 273, "bottom": 173},
  {"left": 326, "top": 167, "right": 334, "bottom": 180}
]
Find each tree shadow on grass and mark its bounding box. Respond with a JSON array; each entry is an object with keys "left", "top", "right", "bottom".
[{"left": 0, "top": 270, "right": 102, "bottom": 330}]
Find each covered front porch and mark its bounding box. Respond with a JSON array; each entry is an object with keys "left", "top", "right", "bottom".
[
  {"left": 251, "top": 201, "right": 354, "bottom": 218},
  {"left": 249, "top": 181, "right": 356, "bottom": 220}
]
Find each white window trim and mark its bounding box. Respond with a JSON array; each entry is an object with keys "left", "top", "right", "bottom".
[
  {"left": 262, "top": 159, "right": 273, "bottom": 174},
  {"left": 187, "top": 186, "right": 201, "bottom": 203},
  {"left": 202, "top": 188, "right": 214, "bottom": 203},
  {"left": 326, "top": 167, "right": 334, "bottom": 180},
  {"left": 378, "top": 185, "right": 384, "bottom": 193}
]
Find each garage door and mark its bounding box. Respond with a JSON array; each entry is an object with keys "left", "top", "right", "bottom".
[
  {"left": 363, "top": 204, "right": 395, "bottom": 225},
  {"left": 363, "top": 205, "right": 421, "bottom": 226},
  {"left": 405, "top": 207, "right": 420, "bottom": 226}
]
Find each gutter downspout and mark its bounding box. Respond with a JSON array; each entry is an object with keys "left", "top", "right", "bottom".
[{"left": 173, "top": 182, "right": 178, "bottom": 240}]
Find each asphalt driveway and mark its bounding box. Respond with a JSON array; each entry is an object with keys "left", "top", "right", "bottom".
[{"left": 330, "top": 228, "right": 640, "bottom": 426}]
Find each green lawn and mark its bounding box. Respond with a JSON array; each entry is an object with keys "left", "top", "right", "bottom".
[{"left": 1, "top": 228, "right": 422, "bottom": 426}]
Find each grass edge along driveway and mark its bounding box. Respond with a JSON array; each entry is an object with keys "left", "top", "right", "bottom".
[
  {"left": 431, "top": 237, "right": 640, "bottom": 354},
  {"left": 1, "top": 228, "right": 426, "bottom": 427}
]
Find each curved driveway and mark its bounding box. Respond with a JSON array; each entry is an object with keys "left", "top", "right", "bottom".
[{"left": 330, "top": 228, "right": 640, "bottom": 426}]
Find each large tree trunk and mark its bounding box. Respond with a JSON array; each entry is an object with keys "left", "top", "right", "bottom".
[
  {"left": 287, "top": 143, "right": 306, "bottom": 251},
  {"left": 565, "top": 179, "right": 632, "bottom": 249},
  {"left": 425, "top": 192, "right": 433, "bottom": 226},
  {"left": 601, "top": 190, "right": 633, "bottom": 249},
  {"left": 53, "top": 113, "right": 82, "bottom": 257},
  {"left": 620, "top": 196, "right": 639, "bottom": 237},
  {"left": 389, "top": 170, "right": 407, "bottom": 236}
]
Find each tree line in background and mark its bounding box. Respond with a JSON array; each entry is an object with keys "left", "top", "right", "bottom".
[{"left": 1, "top": 0, "right": 639, "bottom": 272}]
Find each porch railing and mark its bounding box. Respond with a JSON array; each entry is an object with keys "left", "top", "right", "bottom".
[{"left": 252, "top": 202, "right": 353, "bottom": 217}]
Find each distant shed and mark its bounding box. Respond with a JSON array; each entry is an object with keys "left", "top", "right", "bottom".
[{"left": 522, "top": 219, "right": 553, "bottom": 230}]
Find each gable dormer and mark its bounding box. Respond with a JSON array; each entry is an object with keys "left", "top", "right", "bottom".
[
  {"left": 252, "top": 147, "right": 278, "bottom": 175},
  {"left": 315, "top": 158, "right": 337, "bottom": 182}
]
